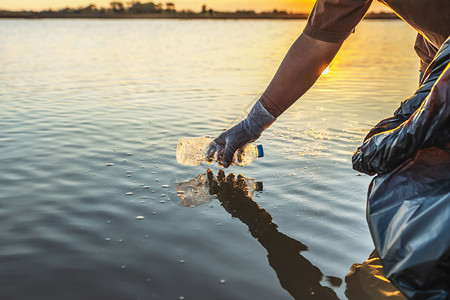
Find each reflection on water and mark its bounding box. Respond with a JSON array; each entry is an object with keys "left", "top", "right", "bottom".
[
  {"left": 172, "top": 172, "right": 262, "bottom": 207},
  {"left": 175, "top": 169, "right": 342, "bottom": 299},
  {"left": 0, "top": 19, "right": 419, "bottom": 299},
  {"left": 173, "top": 173, "right": 213, "bottom": 207},
  {"left": 174, "top": 170, "right": 404, "bottom": 299}
]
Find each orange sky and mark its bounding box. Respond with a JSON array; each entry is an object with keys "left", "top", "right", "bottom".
[{"left": 1, "top": 0, "right": 389, "bottom": 13}]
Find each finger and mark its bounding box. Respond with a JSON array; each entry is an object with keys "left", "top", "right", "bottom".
[
  {"left": 206, "top": 169, "right": 219, "bottom": 195},
  {"left": 213, "top": 131, "right": 227, "bottom": 146},
  {"left": 226, "top": 173, "right": 235, "bottom": 183},
  {"left": 218, "top": 169, "right": 225, "bottom": 178},
  {"left": 222, "top": 147, "right": 236, "bottom": 168},
  {"left": 237, "top": 174, "right": 247, "bottom": 190},
  {"left": 216, "top": 147, "right": 225, "bottom": 167},
  {"left": 206, "top": 141, "right": 218, "bottom": 162},
  {"left": 222, "top": 173, "right": 235, "bottom": 195},
  {"left": 217, "top": 169, "right": 226, "bottom": 186},
  {"left": 206, "top": 169, "right": 214, "bottom": 182},
  {"left": 235, "top": 147, "right": 244, "bottom": 164}
]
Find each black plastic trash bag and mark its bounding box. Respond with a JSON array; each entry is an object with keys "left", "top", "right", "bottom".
[
  {"left": 365, "top": 145, "right": 450, "bottom": 299},
  {"left": 353, "top": 39, "right": 450, "bottom": 175},
  {"left": 352, "top": 37, "right": 450, "bottom": 299}
]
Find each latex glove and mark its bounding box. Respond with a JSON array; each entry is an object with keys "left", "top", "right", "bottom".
[{"left": 207, "top": 101, "right": 275, "bottom": 167}]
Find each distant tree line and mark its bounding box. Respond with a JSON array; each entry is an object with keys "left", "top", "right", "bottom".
[
  {"left": 0, "top": 1, "right": 292, "bottom": 15},
  {"left": 0, "top": 2, "right": 400, "bottom": 19},
  {"left": 110, "top": 2, "right": 176, "bottom": 14},
  {"left": 21, "top": 2, "right": 178, "bottom": 15}
]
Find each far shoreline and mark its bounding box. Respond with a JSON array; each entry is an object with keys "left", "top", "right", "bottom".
[{"left": 0, "top": 11, "right": 400, "bottom": 20}]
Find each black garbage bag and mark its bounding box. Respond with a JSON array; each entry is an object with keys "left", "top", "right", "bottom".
[
  {"left": 356, "top": 40, "right": 450, "bottom": 152},
  {"left": 365, "top": 144, "right": 450, "bottom": 299},
  {"left": 352, "top": 37, "right": 450, "bottom": 299},
  {"left": 353, "top": 39, "right": 450, "bottom": 175}
]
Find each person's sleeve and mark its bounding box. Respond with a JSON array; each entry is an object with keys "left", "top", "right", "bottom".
[
  {"left": 304, "top": 0, "right": 373, "bottom": 43},
  {"left": 414, "top": 34, "right": 438, "bottom": 73}
]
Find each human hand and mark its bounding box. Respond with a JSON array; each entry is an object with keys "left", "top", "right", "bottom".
[{"left": 207, "top": 101, "right": 275, "bottom": 167}]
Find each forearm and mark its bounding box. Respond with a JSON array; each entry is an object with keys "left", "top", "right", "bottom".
[{"left": 260, "top": 33, "right": 343, "bottom": 117}]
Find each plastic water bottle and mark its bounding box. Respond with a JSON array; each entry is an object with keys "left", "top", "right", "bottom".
[{"left": 176, "top": 137, "right": 264, "bottom": 166}]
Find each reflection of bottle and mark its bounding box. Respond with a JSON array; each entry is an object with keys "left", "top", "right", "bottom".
[
  {"left": 176, "top": 173, "right": 213, "bottom": 207},
  {"left": 176, "top": 137, "right": 264, "bottom": 166},
  {"left": 241, "top": 177, "right": 263, "bottom": 196}
]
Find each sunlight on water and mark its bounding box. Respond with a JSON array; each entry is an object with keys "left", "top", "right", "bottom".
[{"left": 0, "top": 19, "right": 419, "bottom": 299}]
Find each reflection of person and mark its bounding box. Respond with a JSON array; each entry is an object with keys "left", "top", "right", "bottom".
[
  {"left": 204, "top": 170, "right": 410, "bottom": 299},
  {"left": 207, "top": 1, "right": 449, "bottom": 168},
  {"left": 206, "top": 1, "right": 450, "bottom": 298},
  {"left": 206, "top": 169, "right": 341, "bottom": 299}
]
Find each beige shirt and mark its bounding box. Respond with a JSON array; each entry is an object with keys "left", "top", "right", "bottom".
[{"left": 303, "top": 0, "right": 450, "bottom": 71}]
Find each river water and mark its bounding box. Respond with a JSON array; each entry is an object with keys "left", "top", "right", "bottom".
[{"left": 0, "top": 19, "right": 419, "bottom": 299}]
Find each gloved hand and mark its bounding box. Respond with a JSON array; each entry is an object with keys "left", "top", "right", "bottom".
[{"left": 207, "top": 101, "right": 276, "bottom": 167}]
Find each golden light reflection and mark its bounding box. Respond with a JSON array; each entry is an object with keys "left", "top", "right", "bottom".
[{"left": 321, "top": 65, "right": 330, "bottom": 75}]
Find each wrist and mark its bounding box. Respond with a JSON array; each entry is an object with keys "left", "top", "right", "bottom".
[
  {"left": 259, "top": 94, "right": 283, "bottom": 118},
  {"left": 245, "top": 101, "right": 276, "bottom": 138}
]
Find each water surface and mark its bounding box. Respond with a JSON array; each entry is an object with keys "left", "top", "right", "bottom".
[{"left": 0, "top": 19, "right": 419, "bottom": 299}]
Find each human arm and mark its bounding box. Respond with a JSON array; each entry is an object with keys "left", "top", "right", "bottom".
[
  {"left": 209, "top": 34, "right": 343, "bottom": 167},
  {"left": 259, "top": 33, "right": 343, "bottom": 117}
]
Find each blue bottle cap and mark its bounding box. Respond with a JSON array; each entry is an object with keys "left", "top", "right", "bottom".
[{"left": 256, "top": 145, "right": 264, "bottom": 158}]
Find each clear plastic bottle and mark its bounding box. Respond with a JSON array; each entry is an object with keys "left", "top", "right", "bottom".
[{"left": 176, "top": 137, "right": 264, "bottom": 166}]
